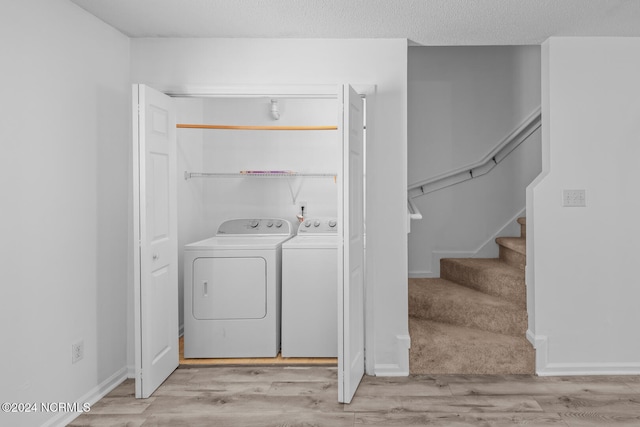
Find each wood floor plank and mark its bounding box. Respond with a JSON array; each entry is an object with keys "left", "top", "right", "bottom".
[
  {"left": 346, "top": 395, "right": 544, "bottom": 413},
  {"left": 267, "top": 381, "right": 336, "bottom": 396},
  {"left": 354, "top": 412, "right": 568, "bottom": 426},
  {"left": 83, "top": 397, "right": 155, "bottom": 415},
  {"left": 176, "top": 366, "right": 338, "bottom": 383},
  {"left": 179, "top": 336, "right": 337, "bottom": 367},
  {"left": 152, "top": 380, "right": 274, "bottom": 396},
  {"left": 356, "top": 375, "right": 453, "bottom": 397},
  {"left": 142, "top": 412, "right": 355, "bottom": 427},
  {"left": 144, "top": 394, "right": 344, "bottom": 415},
  {"left": 67, "top": 414, "right": 147, "bottom": 426},
  {"left": 560, "top": 413, "right": 640, "bottom": 427},
  {"left": 103, "top": 379, "right": 135, "bottom": 397},
  {"left": 448, "top": 379, "right": 637, "bottom": 397},
  {"left": 535, "top": 394, "right": 640, "bottom": 414}
]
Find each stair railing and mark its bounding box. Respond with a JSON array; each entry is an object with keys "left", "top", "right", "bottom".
[{"left": 406, "top": 106, "right": 542, "bottom": 225}]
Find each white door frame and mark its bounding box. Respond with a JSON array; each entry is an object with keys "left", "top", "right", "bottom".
[{"left": 131, "top": 82, "right": 376, "bottom": 397}]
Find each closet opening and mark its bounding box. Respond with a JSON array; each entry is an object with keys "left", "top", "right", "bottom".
[
  {"left": 175, "top": 96, "right": 345, "bottom": 367},
  {"left": 133, "top": 84, "right": 367, "bottom": 402}
]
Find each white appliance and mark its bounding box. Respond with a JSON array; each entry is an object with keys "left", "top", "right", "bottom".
[
  {"left": 281, "top": 218, "right": 338, "bottom": 357},
  {"left": 183, "top": 218, "right": 293, "bottom": 358}
]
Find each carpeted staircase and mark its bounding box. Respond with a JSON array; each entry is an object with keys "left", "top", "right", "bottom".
[{"left": 409, "top": 217, "right": 535, "bottom": 374}]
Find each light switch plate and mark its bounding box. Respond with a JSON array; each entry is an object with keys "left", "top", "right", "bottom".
[{"left": 563, "top": 189, "right": 586, "bottom": 207}]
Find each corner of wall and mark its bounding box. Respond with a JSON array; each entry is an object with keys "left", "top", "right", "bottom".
[
  {"left": 374, "top": 334, "right": 410, "bottom": 376},
  {"left": 526, "top": 331, "right": 548, "bottom": 375}
]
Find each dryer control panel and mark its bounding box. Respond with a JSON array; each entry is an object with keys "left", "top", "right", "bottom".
[
  {"left": 297, "top": 218, "right": 338, "bottom": 234},
  {"left": 217, "top": 218, "right": 292, "bottom": 236}
]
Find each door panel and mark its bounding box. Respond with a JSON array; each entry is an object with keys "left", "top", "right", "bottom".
[
  {"left": 338, "top": 85, "right": 365, "bottom": 404},
  {"left": 133, "top": 84, "right": 179, "bottom": 398}
]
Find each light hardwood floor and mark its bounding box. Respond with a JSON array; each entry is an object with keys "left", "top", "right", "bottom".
[
  {"left": 178, "top": 336, "right": 337, "bottom": 366},
  {"left": 69, "top": 367, "right": 640, "bottom": 426}
]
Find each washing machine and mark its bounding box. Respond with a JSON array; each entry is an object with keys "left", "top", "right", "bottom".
[
  {"left": 183, "top": 218, "right": 293, "bottom": 358},
  {"left": 281, "top": 218, "right": 338, "bottom": 357}
]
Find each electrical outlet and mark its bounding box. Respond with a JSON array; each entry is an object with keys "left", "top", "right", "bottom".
[
  {"left": 562, "top": 189, "right": 586, "bottom": 207},
  {"left": 72, "top": 340, "right": 84, "bottom": 364}
]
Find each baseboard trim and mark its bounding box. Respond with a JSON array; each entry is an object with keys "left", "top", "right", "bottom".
[
  {"left": 374, "top": 363, "right": 405, "bottom": 376},
  {"left": 526, "top": 332, "right": 640, "bottom": 376},
  {"left": 527, "top": 332, "right": 548, "bottom": 375},
  {"left": 374, "top": 334, "right": 410, "bottom": 377},
  {"left": 42, "top": 366, "right": 128, "bottom": 427},
  {"left": 416, "top": 207, "right": 526, "bottom": 278},
  {"left": 537, "top": 363, "right": 640, "bottom": 376},
  {"left": 408, "top": 270, "right": 436, "bottom": 278}
]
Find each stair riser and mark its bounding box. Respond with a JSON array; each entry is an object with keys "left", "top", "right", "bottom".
[
  {"left": 409, "top": 319, "right": 535, "bottom": 375},
  {"left": 499, "top": 246, "right": 525, "bottom": 270},
  {"left": 440, "top": 261, "right": 526, "bottom": 308},
  {"left": 409, "top": 297, "right": 527, "bottom": 337},
  {"left": 410, "top": 342, "right": 535, "bottom": 374}
]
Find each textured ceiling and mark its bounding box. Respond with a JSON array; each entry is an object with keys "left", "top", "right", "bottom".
[{"left": 69, "top": 0, "right": 640, "bottom": 45}]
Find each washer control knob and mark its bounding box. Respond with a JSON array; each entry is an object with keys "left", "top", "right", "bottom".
[
  {"left": 314, "top": 220, "right": 321, "bottom": 227},
  {"left": 304, "top": 220, "right": 311, "bottom": 227},
  {"left": 328, "top": 220, "right": 337, "bottom": 228},
  {"left": 266, "top": 221, "right": 274, "bottom": 227},
  {"left": 275, "top": 221, "right": 283, "bottom": 228},
  {"left": 249, "top": 220, "right": 259, "bottom": 228}
]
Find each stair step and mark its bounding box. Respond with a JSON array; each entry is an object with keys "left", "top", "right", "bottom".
[
  {"left": 409, "top": 278, "right": 527, "bottom": 336},
  {"left": 409, "top": 318, "right": 535, "bottom": 375},
  {"left": 496, "top": 237, "right": 526, "bottom": 270},
  {"left": 440, "top": 258, "right": 526, "bottom": 308}
]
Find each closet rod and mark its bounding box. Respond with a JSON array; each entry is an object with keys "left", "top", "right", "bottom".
[{"left": 176, "top": 124, "right": 337, "bottom": 131}]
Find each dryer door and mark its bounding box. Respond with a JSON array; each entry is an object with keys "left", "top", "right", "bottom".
[{"left": 192, "top": 257, "right": 267, "bottom": 319}]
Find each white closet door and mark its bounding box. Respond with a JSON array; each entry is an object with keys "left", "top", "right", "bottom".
[
  {"left": 132, "top": 84, "right": 179, "bottom": 398},
  {"left": 338, "top": 84, "right": 365, "bottom": 404}
]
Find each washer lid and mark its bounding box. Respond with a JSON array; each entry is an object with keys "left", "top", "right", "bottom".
[
  {"left": 282, "top": 235, "right": 338, "bottom": 249},
  {"left": 185, "top": 235, "right": 293, "bottom": 250}
]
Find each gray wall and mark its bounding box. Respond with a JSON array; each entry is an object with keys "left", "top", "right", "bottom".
[{"left": 408, "top": 46, "right": 542, "bottom": 277}]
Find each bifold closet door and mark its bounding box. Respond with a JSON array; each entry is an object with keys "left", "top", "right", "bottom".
[
  {"left": 132, "top": 84, "right": 179, "bottom": 398},
  {"left": 338, "top": 84, "right": 365, "bottom": 404}
]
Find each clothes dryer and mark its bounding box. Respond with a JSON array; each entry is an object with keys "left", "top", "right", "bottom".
[
  {"left": 281, "top": 218, "right": 338, "bottom": 357},
  {"left": 183, "top": 218, "right": 293, "bottom": 358}
]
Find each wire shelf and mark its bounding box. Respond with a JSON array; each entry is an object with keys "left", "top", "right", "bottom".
[{"left": 184, "top": 171, "right": 337, "bottom": 180}]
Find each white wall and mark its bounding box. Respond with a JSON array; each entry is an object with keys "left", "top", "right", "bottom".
[
  {"left": 0, "top": 1, "right": 130, "bottom": 426},
  {"left": 176, "top": 98, "right": 205, "bottom": 334},
  {"left": 130, "top": 39, "right": 410, "bottom": 375},
  {"left": 408, "top": 46, "right": 542, "bottom": 277},
  {"left": 200, "top": 97, "right": 339, "bottom": 233},
  {"left": 175, "top": 97, "right": 339, "bottom": 332},
  {"left": 530, "top": 37, "right": 640, "bottom": 375}
]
